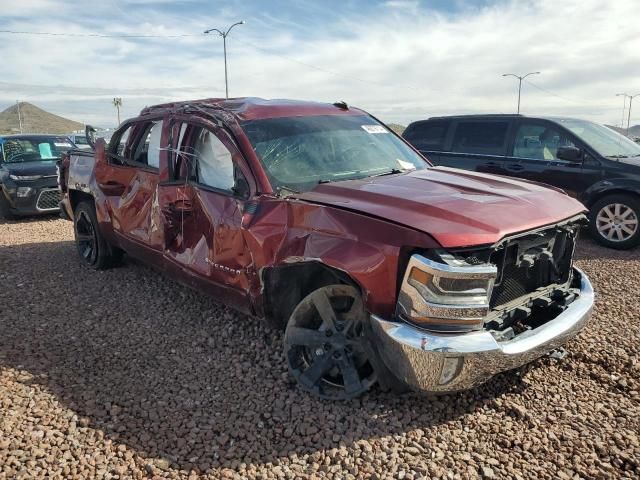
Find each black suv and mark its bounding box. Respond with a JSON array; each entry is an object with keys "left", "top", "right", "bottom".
[
  {"left": 403, "top": 114, "right": 640, "bottom": 249},
  {"left": 0, "top": 135, "right": 74, "bottom": 219}
]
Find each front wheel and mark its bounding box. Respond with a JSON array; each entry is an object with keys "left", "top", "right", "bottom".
[
  {"left": 589, "top": 194, "right": 640, "bottom": 250},
  {"left": 284, "top": 284, "right": 377, "bottom": 400},
  {"left": 74, "top": 201, "right": 123, "bottom": 269}
]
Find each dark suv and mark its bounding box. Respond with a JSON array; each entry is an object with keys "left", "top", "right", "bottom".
[{"left": 403, "top": 114, "right": 640, "bottom": 249}]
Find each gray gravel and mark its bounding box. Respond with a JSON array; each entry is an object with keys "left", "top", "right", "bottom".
[{"left": 0, "top": 216, "right": 638, "bottom": 479}]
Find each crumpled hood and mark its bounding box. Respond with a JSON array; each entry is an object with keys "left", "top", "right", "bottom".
[
  {"left": 293, "top": 167, "right": 586, "bottom": 248},
  {"left": 2, "top": 160, "right": 58, "bottom": 177}
]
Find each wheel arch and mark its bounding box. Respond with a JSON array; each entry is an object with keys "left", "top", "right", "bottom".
[
  {"left": 582, "top": 182, "right": 640, "bottom": 209},
  {"left": 68, "top": 189, "right": 95, "bottom": 213},
  {"left": 261, "top": 261, "right": 364, "bottom": 330}
]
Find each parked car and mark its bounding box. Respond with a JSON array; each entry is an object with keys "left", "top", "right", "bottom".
[
  {"left": 58, "top": 98, "right": 593, "bottom": 400},
  {"left": 0, "top": 134, "right": 76, "bottom": 219},
  {"left": 67, "top": 132, "right": 92, "bottom": 150},
  {"left": 403, "top": 114, "right": 640, "bottom": 249}
]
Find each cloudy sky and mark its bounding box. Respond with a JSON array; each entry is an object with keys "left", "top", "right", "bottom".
[{"left": 0, "top": 0, "right": 638, "bottom": 128}]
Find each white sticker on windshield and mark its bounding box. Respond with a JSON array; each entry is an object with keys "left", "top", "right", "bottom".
[
  {"left": 397, "top": 159, "right": 417, "bottom": 171},
  {"left": 54, "top": 142, "right": 72, "bottom": 147},
  {"left": 361, "top": 125, "right": 388, "bottom": 134}
]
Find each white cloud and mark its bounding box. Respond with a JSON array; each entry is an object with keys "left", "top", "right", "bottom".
[{"left": 0, "top": 0, "right": 639, "bottom": 128}]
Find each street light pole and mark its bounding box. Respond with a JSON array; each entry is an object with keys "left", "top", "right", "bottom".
[
  {"left": 502, "top": 72, "right": 541, "bottom": 113},
  {"left": 112, "top": 97, "right": 122, "bottom": 125},
  {"left": 616, "top": 93, "right": 627, "bottom": 128},
  {"left": 204, "top": 21, "right": 245, "bottom": 99},
  {"left": 616, "top": 93, "right": 640, "bottom": 136}
]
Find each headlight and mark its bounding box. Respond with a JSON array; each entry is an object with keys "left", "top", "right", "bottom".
[
  {"left": 9, "top": 174, "right": 43, "bottom": 181},
  {"left": 397, "top": 254, "right": 497, "bottom": 332}
]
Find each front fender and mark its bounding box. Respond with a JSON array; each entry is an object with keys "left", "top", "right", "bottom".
[
  {"left": 246, "top": 198, "right": 439, "bottom": 319},
  {"left": 581, "top": 178, "right": 640, "bottom": 207}
]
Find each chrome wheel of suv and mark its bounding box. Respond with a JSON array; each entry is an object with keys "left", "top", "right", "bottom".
[
  {"left": 596, "top": 203, "right": 638, "bottom": 242},
  {"left": 589, "top": 194, "right": 640, "bottom": 250}
]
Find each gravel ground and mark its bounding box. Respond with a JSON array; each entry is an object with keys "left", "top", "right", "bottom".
[{"left": 0, "top": 216, "right": 638, "bottom": 480}]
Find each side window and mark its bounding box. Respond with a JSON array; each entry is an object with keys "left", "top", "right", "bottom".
[
  {"left": 109, "top": 120, "right": 163, "bottom": 168},
  {"left": 404, "top": 121, "right": 449, "bottom": 150},
  {"left": 513, "top": 123, "right": 575, "bottom": 161},
  {"left": 174, "top": 124, "right": 245, "bottom": 195},
  {"left": 193, "top": 128, "right": 235, "bottom": 191},
  {"left": 451, "top": 121, "right": 509, "bottom": 155}
]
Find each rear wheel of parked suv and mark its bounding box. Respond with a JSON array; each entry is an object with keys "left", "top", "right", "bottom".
[
  {"left": 589, "top": 194, "right": 640, "bottom": 249},
  {"left": 284, "top": 285, "right": 377, "bottom": 400},
  {"left": 74, "top": 201, "right": 123, "bottom": 269}
]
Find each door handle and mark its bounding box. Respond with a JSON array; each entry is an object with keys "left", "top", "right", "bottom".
[
  {"left": 98, "top": 180, "right": 127, "bottom": 196},
  {"left": 506, "top": 163, "right": 525, "bottom": 172},
  {"left": 162, "top": 199, "right": 193, "bottom": 216},
  {"left": 482, "top": 161, "right": 502, "bottom": 169}
]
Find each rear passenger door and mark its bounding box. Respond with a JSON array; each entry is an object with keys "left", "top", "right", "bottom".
[
  {"left": 438, "top": 119, "right": 511, "bottom": 175},
  {"left": 95, "top": 117, "right": 165, "bottom": 261},
  {"left": 504, "top": 119, "right": 583, "bottom": 195}
]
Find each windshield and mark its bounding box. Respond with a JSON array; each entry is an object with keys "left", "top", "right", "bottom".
[
  {"left": 0, "top": 136, "right": 74, "bottom": 163},
  {"left": 556, "top": 119, "right": 640, "bottom": 158},
  {"left": 241, "top": 115, "right": 428, "bottom": 193}
]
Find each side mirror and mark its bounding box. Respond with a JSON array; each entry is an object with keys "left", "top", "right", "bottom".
[
  {"left": 85, "top": 125, "right": 97, "bottom": 150},
  {"left": 557, "top": 146, "right": 583, "bottom": 162}
]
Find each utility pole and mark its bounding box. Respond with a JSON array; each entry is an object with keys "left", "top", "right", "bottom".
[
  {"left": 616, "top": 93, "right": 627, "bottom": 128},
  {"left": 502, "top": 72, "right": 541, "bottom": 113},
  {"left": 112, "top": 97, "right": 122, "bottom": 125},
  {"left": 16, "top": 100, "right": 23, "bottom": 134},
  {"left": 204, "top": 21, "right": 245, "bottom": 99},
  {"left": 616, "top": 93, "right": 640, "bottom": 136}
]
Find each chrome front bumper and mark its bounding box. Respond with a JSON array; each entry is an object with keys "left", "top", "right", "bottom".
[{"left": 371, "top": 268, "right": 594, "bottom": 393}]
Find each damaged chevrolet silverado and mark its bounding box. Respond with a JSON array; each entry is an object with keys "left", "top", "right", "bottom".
[{"left": 58, "top": 98, "right": 594, "bottom": 400}]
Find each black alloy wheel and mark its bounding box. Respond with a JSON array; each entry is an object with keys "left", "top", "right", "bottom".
[
  {"left": 285, "top": 284, "right": 377, "bottom": 400},
  {"left": 75, "top": 208, "right": 98, "bottom": 265}
]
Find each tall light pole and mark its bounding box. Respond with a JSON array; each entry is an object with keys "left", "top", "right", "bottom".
[
  {"left": 112, "top": 97, "right": 122, "bottom": 125},
  {"left": 204, "top": 21, "right": 245, "bottom": 99},
  {"left": 16, "top": 100, "right": 23, "bottom": 134},
  {"left": 502, "top": 72, "right": 541, "bottom": 113},
  {"left": 616, "top": 93, "right": 627, "bottom": 128},
  {"left": 616, "top": 93, "right": 640, "bottom": 136}
]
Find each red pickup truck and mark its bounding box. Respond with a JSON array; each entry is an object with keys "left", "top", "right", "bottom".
[{"left": 59, "top": 98, "right": 594, "bottom": 400}]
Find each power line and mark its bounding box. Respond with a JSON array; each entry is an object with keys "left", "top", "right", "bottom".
[{"left": 0, "top": 29, "right": 200, "bottom": 38}]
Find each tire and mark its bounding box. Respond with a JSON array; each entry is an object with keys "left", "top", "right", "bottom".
[
  {"left": 284, "top": 284, "right": 378, "bottom": 400},
  {"left": 73, "top": 201, "right": 123, "bottom": 269},
  {"left": 0, "top": 191, "right": 16, "bottom": 220},
  {"left": 589, "top": 194, "right": 640, "bottom": 250}
]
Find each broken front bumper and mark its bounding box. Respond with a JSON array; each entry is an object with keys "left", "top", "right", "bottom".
[{"left": 370, "top": 268, "right": 593, "bottom": 393}]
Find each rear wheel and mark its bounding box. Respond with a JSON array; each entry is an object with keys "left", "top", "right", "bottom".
[
  {"left": 284, "top": 285, "right": 377, "bottom": 400},
  {"left": 589, "top": 194, "right": 640, "bottom": 250},
  {"left": 74, "top": 201, "right": 123, "bottom": 269}
]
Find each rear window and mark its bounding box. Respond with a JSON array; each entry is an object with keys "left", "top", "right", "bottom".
[
  {"left": 451, "top": 121, "right": 509, "bottom": 155},
  {"left": 404, "top": 121, "right": 449, "bottom": 150}
]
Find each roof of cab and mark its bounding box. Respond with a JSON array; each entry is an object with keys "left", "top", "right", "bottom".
[{"left": 139, "top": 97, "right": 367, "bottom": 121}]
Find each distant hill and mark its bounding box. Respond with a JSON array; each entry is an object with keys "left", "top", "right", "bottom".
[
  {"left": 387, "top": 123, "right": 406, "bottom": 135},
  {"left": 0, "top": 102, "right": 84, "bottom": 135},
  {"left": 606, "top": 124, "right": 640, "bottom": 137}
]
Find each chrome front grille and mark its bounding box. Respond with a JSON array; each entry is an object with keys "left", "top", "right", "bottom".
[{"left": 36, "top": 189, "right": 61, "bottom": 211}]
